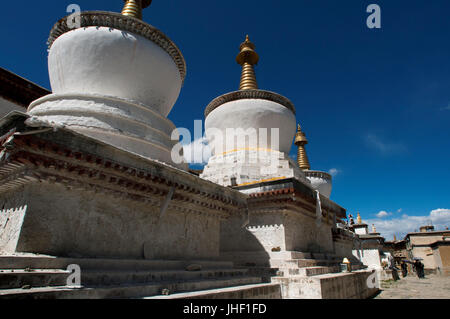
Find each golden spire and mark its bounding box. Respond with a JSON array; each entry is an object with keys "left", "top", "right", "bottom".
[
  {"left": 121, "top": 0, "right": 152, "bottom": 20},
  {"left": 294, "top": 124, "right": 311, "bottom": 170},
  {"left": 393, "top": 234, "right": 397, "bottom": 241},
  {"left": 357, "top": 212, "right": 362, "bottom": 224},
  {"left": 236, "top": 35, "right": 259, "bottom": 90}
]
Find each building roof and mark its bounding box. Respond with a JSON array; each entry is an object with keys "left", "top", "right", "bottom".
[
  {"left": 404, "top": 230, "right": 450, "bottom": 240},
  {"left": 235, "top": 177, "right": 347, "bottom": 219},
  {"left": 0, "top": 67, "right": 50, "bottom": 108}
]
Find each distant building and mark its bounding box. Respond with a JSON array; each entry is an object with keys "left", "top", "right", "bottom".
[
  {"left": 383, "top": 239, "right": 408, "bottom": 267},
  {"left": 405, "top": 227, "right": 450, "bottom": 275},
  {"left": 430, "top": 240, "right": 450, "bottom": 276}
]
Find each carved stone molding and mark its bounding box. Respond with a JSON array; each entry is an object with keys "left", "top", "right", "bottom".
[
  {"left": 205, "top": 89, "right": 296, "bottom": 117},
  {"left": 0, "top": 134, "right": 246, "bottom": 218}
]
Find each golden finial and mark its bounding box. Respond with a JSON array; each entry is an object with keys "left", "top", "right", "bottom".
[
  {"left": 236, "top": 35, "right": 259, "bottom": 90},
  {"left": 121, "top": 0, "right": 152, "bottom": 20},
  {"left": 393, "top": 234, "right": 397, "bottom": 241},
  {"left": 294, "top": 124, "right": 311, "bottom": 170},
  {"left": 357, "top": 212, "right": 362, "bottom": 224}
]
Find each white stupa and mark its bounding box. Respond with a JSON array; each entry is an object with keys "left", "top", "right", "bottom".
[
  {"left": 26, "top": 0, "right": 188, "bottom": 170},
  {"left": 200, "top": 36, "right": 307, "bottom": 187}
]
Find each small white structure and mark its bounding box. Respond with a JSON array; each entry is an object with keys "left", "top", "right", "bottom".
[{"left": 351, "top": 213, "right": 389, "bottom": 281}]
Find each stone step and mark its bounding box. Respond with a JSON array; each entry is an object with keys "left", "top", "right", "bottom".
[
  {"left": 270, "top": 259, "right": 340, "bottom": 268},
  {"left": 80, "top": 269, "right": 250, "bottom": 286},
  {"left": 220, "top": 251, "right": 341, "bottom": 268},
  {"left": 276, "top": 266, "right": 340, "bottom": 277},
  {"left": 0, "top": 256, "right": 233, "bottom": 272},
  {"left": 0, "top": 270, "right": 70, "bottom": 289},
  {"left": 145, "top": 283, "right": 282, "bottom": 299},
  {"left": 271, "top": 270, "right": 379, "bottom": 299},
  {"left": 0, "top": 268, "right": 251, "bottom": 289},
  {"left": 221, "top": 251, "right": 336, "bottom": 261},
  {"left": 0, "top": 276, "right": 263, "bottom": 299}
]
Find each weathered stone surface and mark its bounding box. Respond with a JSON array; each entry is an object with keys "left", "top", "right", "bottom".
[
  {"left": 272, "top": 270, "right": 378, "bottom": 299},
  {"left": 0, "top": 182, "right": 221, "bottom": 260}
]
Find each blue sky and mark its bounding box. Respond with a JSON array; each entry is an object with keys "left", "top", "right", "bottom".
[{"left": 1, "top": 1, "right": 449, "bottom": 239}]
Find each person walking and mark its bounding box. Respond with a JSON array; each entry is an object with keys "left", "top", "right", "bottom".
[
  {"left": 414, "top": 260, "right": 425, "bottom": 279},
  {"left": 388, "top": 254, "right": 400, "bottom": 281},
  {"left": 401, "top": 261, "right": 408, "bottom": 277},
  {"left": 418, "top": 261, "right": 425, "bottom": 279}
]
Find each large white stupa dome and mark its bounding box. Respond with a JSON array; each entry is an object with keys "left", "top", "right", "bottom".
[{"left": 27, "top": 5, "right": 187, "bottom": 170}]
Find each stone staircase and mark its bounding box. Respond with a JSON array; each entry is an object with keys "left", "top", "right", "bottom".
[
  {"left": 266, "top": 252, "right": 374, "bottom": 299},
  {"left": 221, "top": 250, "right": 365, "bottom": 275},
  {"left": 269, "top": 251, "right": 365, "bottom": 277},
  {"left": 0, "top": 255, "right": 278, "bottom": 299},
  {"left": 220, "top": 250, "right": 374, "bottom": 299}
]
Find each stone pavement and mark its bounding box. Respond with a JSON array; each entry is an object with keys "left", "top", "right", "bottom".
[{"left": 375, "top": 275, "right": 450, "bottom": 299}]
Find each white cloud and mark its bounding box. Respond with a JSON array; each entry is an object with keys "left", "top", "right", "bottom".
[
  {"left": 397, "top": 208, "right": 403, "bottom": 213},
  {"left": 366, "top": 208, "right": 450, "bottom": 240},
  {"left": 182, "top": 137, "right": 211, "bottom": 165},
  {"left": 365, "top": 134, "right": 407, "bottom": 155},
  {"left": 376, "top": 210, "right": 390, "bottom": 218},
  {"left": 328, "top": 168, "right": 341, "bottom": 177},
  {"left": 440, "top": 103, "right": 450, "bottom": 111}
]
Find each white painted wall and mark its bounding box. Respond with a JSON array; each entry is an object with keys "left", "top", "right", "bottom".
[
  {"left": 355, "top": 226, "right": 369, "bottom": 235},
  {"left": 205, "top": 99, "right": 296, "bottom": 155},
  {"left": 47, "top": 27, "right": 181, "bottom": 117},
  {"left": 353, "top": 248, "right": 383, "bottom": 269}
]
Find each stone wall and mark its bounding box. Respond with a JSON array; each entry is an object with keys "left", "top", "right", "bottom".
[
  {"left": 220, "top": 208, "right": 334, "bottom": 258},
  {"left": 284, "top": 212, "right": 334, "bottom": 253},
  {"left": 333, "top": 227, "right": 359, "bottom": 259},
  {"left": 220, "top": 212, "right": 280, "bottom": 253},
  {"left": 273, "top": 270, "right": 378, "bottom": 299},
  {"left": 353, "top": 248, "right": 382, "bottom": 269},
  {"left": 411, "top": 246, "right": 437, "bottom": 270},
  {"left": 0, "top": 183, "right": 221, "bottom": 260}
]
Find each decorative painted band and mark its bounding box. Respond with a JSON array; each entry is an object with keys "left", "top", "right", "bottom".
[
  {"left": 47, "top": 11, "right": 186, "bottom": 84},
  {"left": 204, "top": 89, "right": 296, "bottom": 117},
  {"left": 304, "top": 170, "right": 332, "bottom": 181}
]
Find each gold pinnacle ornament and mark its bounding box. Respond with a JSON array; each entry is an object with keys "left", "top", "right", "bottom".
[
  {"left": 121, "top": 0, "right": 152, "bottom": 20},
  {"left": 294, "top": 124, "right": 311, "bottom": 170},
  {"left": 357, "top": 212, "right": 362, "bottom": 224},
  {"left": 236, "top": 35, "right": 259, "bottom": 90}
]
